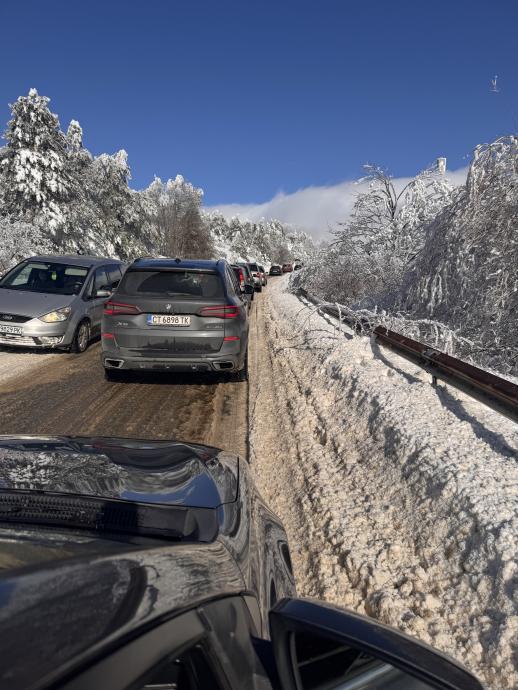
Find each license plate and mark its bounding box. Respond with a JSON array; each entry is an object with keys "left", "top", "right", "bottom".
[
  {"left": 0, "top": 325, "right": 23, "bottom": 335},
  {"left": 147, "top": 314, "right": 191, "bottom": 327}
]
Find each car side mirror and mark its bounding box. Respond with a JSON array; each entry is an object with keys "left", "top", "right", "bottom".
[
  {"left": 269, "top": 599, "right": 484, "bottom": 690},
  {"left": 95, "top": 286, "right": 112, "bottom": 298},
  {"left": 244, "top": 284, "right": 254, "bottom": 294}
]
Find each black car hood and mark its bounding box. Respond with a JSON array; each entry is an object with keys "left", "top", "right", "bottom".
[{"left": 0, "top": 436, "right": 238, "bottom": 508}]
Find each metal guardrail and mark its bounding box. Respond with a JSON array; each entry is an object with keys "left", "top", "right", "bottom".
[{"left": 298, "top": 288, "right": 518, "bottom": 424}]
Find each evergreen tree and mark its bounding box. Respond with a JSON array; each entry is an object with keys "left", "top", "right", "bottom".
[{"left": 1, "top": 89, "right": 71, "bottom": 231}]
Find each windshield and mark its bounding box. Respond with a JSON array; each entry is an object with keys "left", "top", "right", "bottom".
[
  {"left": 0, "top": 261, "right": 89, "bottom": 295},
  {"left": 118, "top": 269, "right": 224, "bottom": 298}
]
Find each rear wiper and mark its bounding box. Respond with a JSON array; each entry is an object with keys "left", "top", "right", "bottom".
[
  {"left": 0, "top": 490, "right": 218, "bottom": 542},
  {"left": 165, "top": 292, "right": 197, "bottom": 297}
]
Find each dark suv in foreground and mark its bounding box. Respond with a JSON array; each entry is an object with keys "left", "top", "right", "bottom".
[
  {"left": 102, "top": 258, "right": 250, "bottom": 380},
  {"left": 0, "top": 435, "right": 484, "bottom": 690}
]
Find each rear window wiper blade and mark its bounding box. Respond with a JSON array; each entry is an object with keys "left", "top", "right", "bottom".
[{"left": 0, "top": 490, "right": 218, "bottom": 542}]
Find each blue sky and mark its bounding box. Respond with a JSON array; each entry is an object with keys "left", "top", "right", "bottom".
[{"left": 1, "top": 0, "right": 517, "bottom": 213}]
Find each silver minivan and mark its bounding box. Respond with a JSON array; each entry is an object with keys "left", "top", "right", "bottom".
[{"left": 0, "top": 255, "right": 126, "bottom": 352}]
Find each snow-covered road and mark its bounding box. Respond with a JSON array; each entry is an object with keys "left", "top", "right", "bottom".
[
  {"left": 249, "top": 276, "right": 518, "bottom": 690},
  {"left": 0, "top": 348, "right": 58, "bottom": 385}
]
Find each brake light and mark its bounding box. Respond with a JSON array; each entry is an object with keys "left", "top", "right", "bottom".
[
  {"left": 224, "top": 336, "right": 240, "bottom": 341},
  {"left": 238, "top": 269, "right": 244, "bottom": 288},
  {"left": 104, "top": 301, "right": 141, "bottom": 316},
  {"left": 199, "top": 305, "right": 239, "bottom": 319},
  {"left": 102, "top": 332, "right": 115, "bottom": 339}
]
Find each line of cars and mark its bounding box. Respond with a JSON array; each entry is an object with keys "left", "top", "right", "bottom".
[
  {"left": 0, "top": 253, "right": 283, "bottom": 383},
  {"left": 269, "top": 261, "right": 303, "bottom": 275}
]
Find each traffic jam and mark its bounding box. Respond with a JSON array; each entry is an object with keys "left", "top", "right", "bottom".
[
  {"left": 0, "top": 255, "right": 297, "bottom": 379},
  {"left": 0, "top": 253, "right": 485, "bottom": 690}
]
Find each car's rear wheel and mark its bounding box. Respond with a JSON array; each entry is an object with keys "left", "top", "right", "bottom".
[
  {"left": 256, "top": 285, "right": 262, "bottom": 293},
  {"left": 233, "top": 349, "right": 248, "bottom": 382},
  {"left": 71, "top": 320, "right": 90, "bottom": 353},
  {"left": 104, "top": 367, "right": 123, "bottom": 381}
]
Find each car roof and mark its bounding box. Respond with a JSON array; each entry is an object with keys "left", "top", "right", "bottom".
[
  {"left": 130, "top": 258, "right": 226, "bottom": 271},
  {"left": 27, "top": 255, "right": 123, "bottom": 268}
]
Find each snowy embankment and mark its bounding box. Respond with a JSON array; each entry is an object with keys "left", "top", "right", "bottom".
[{"left": 249, "top": 276, "right": 518, "bottom": 689}]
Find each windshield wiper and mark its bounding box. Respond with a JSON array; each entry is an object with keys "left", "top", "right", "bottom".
[{"left": 0, "top": 490, "right": 218, "bottom": 542}]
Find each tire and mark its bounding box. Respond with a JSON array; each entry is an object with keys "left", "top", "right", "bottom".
[
  {"left": 71, "top": 320, "right": 90, "bottom": 353},
  {"left": 256, "top": 285, "right": 262, "bottom": 293},
  {"left": 104, "top": 367, "right": 123, "bottom": 381},
  {"left": 233, "top": 349, "right": 248, "bottom": 382}
]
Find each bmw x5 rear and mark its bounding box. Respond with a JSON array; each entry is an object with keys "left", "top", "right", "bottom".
[{"left": 101, "top": 259, "right": 249, "bottom": 380}]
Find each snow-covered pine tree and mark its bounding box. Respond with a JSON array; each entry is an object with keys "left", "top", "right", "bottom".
[
  {"left": 1, "top": 89, "right": 72, "bottom": 232},
  {"left": 0, "top": 216, "right": 52, "bottom": 272}
]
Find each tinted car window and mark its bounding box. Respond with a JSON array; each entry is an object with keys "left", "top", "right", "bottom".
[
  {"left": 0, "top": 261, "right": 89, "bottom": 295},
  {"left": 238, "top": 264, "right": 251, "bottom": 279},
  {"left": 118, "top": 270, "right": 224, "bottom": 298},
  {"left": 225, "top": 267, "right": 239, "bottom": 295},
  {"left": 88, "top": 267, "right": 109, "bottom": 298},
  {"left": 106, "top": 264, "right": 122, "bottom": 288},
  {"left": 248, "top": 263, "right": 259, "bottom": 272}
]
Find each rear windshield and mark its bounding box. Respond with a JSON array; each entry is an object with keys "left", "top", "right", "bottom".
[
  {"left": 0, "top": 261, "right": 89, "bottom": 295},
  {"left": 118, "top": 270, "right": 224, "bottom": 298},
  {"left": 248, "top": 263, "right": 259, "bottom": 272}
]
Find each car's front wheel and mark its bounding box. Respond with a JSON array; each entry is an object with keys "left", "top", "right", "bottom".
[{"left": 71, "top": 320, "right": 90, "bottom": 353}]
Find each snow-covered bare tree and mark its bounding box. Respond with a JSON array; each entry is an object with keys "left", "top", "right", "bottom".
[
  {"left": 0, "top": 89, "right": 72, "bottom": 232},
  {"left": 147, "top": 175, "right": 213, "bottom": 258},
  {"left": 320, "top": 164, "right": 455, "bottom": 305},
  {"left": 403, "top": 136, "right": 518, "bottom": 374}
]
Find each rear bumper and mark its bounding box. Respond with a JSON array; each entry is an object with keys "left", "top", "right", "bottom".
[{"left": 102, "top": 351, "right": 241, "bottom": 372}]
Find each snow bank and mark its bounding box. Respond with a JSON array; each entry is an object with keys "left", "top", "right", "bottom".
[{"left": 249, "top": 277, "right": 518, "bottom": 689}]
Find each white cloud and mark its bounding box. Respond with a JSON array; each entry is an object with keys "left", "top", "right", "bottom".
[{"left": 205, "top": 167, "right": 468, "bottom": 240}]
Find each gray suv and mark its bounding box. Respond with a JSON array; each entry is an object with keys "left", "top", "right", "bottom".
[
  {"left": 101, "top": 258, "right": 251, "bottom": 380},
  {"left": 0, "top": 255, "right": 125, "bottom": 352}
]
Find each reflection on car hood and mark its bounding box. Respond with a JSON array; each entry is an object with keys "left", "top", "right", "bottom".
[
  {"left": 0, "top": 290, "right": 76, "bottom": 318},
  {"left": 0, "top": 436, "right": 238, "bottom": 508}
]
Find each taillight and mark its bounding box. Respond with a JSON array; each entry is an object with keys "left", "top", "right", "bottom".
[
  {"left": 238, "top": 269, "right": 244, "bottom": 288},
  {"left": 199, "top": 305, "right": 239, "bottom": 319},
  {"left": 224, "top": 335, "right": 240, "bottom": 341},
  {"left": 104, "top": 301, "right": 141, "bottom": 316}
]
